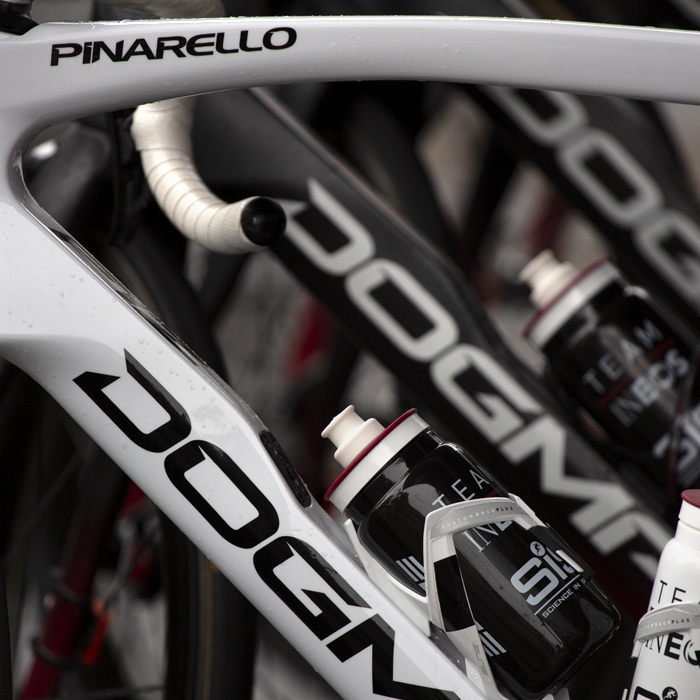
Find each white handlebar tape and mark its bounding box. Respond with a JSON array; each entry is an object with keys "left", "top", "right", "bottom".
[{"left": 131, "top": 97, "right": 285, "bottom": 254}]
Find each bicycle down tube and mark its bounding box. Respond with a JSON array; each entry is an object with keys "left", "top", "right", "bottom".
[
  {"left": 191, "top": 86, "right": 672, "bottom": 621},
  {"left": 5, "top": 15, "right": 700, "bottom": 700}
]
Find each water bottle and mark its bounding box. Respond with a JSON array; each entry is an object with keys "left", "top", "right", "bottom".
[
  {"left": 623, "top": 490, "right": 700, "bottom": 700},
  {"left": 520, "top": 251, "right": 700, "bottom": 498},
  {"left": 323, "top": 406, "right": 620, "bottom": 700}
]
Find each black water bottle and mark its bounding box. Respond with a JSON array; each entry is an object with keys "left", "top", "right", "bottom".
[
  {"left": 520, "top": 251, "right": 700, "bottom": 497},
  {"left": 323, "top": 406, "right": 619, "bottom": 700}
]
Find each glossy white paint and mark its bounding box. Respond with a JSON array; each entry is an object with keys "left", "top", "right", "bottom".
[
  {"left": 0, "top": 201, "right": 487, "bottom": 700},
  {"left": 3, "top": 17, "right": 700, "bottom": 144},
  {"left": 3, "top": 15, "right": 700, "bottom": 700}
]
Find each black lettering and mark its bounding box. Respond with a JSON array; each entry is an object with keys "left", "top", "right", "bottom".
[
  {"left": 215, "top": 32, "right": 238, "bottom": 54},
  {"left": 156, "top": 36, "right": 186, "bottom": 59},
  {"left": 328, "top": 616, "right": 458, "bottom": 700},
  {"left": 254, "top": 537, "right": 367, "bottom": 639},
  {"left": 123, "top": 38, "right": 156, "bottom": 61},
  {"left": 82, "top": 42, "right": 92, "bottom": 64},
  {"left": 683, "top": 639, "right": 700, "bottom": 665},
  {"left": 663, "top": 632, "right": 683, "bottom": 660},
  {"left": 633, "top": 689, "right": 659, "bottom": 700},
  {"left": 658, "top": 580, "right": 668, "bottom": 604},
  {"left": 643, "top": 637, "right": 662, "bottom": 652},
  {"left": 622, "top": 656, "right": 638, "bottom": 698},
  {"left": 92, "top": 40, "right": 124, "bottom": 63},
  {"left": 74, "top": 351, "right": 191, "bottom": 452},
  {"left": 263, "top": 27, "right": 297, "bottom": 50},
  {"left": 186, "top": 33, "right": 215, "bottom": 56},
  {"left": 239, "top": 30, "right": 262, "bottom": 52},
  {"left": 671, "top": 586, "right": 686, "bottom": 603},
  {"left": 166, "top": 440, "right": 278, "bottom": 548},
  {"left": 51, "top": 43, "right": 82, "bottom": 66}
]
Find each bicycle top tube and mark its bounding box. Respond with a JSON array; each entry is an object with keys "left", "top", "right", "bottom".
[
  {"left": 0, "top": 15, "right": 698, "bottom": 246},
  {"left": 0, "top": 17, "right": 700, "bottom": 146},
  {"left": 0, "top": 15, "right": 697, "bottom": 700}
]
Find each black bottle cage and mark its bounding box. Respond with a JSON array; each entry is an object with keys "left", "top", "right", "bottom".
[{"left": 343, "top": 495, "right": 567, "bottom": 700}]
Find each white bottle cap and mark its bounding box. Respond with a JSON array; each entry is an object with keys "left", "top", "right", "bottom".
[
  {"left": 519, "top": 250, "right": 578, "bottom": 309},
  {"left": 679, "top": 490, "right": 700, "bottom": 531},
  {"left": 322, "top": 405, "right": 385, "bottom": 468},
  {"left": 323, "top": 407, "right": 429, "bottom": 512}
]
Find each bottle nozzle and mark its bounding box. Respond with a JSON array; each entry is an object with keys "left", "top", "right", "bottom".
[
  {"left": 519, "top": 250, "right": 578, "bottom": 309},
  {"left": 322, "top": 406, "right": 385, "bottom": 468}
]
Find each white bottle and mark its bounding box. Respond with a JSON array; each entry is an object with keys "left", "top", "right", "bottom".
[{"left": 627, "top": 490, "right": 700, "bottom": 700}]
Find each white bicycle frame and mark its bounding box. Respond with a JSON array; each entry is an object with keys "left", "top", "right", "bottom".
[{"left": 3, "top": 15, "right": 700, "bottom": 700}]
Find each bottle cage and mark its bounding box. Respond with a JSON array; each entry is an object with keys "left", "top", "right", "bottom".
[
  {"left": 630, "top": 601, "right": 700, "bottom": 665},
  {"left": 343, "top": 494, "right": 571, "bottom": 700}
]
